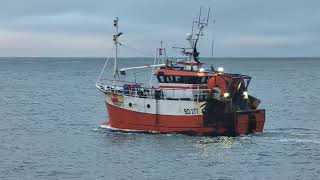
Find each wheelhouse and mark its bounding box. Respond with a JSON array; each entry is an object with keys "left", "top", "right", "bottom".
[{"left": 155, "top": 61, "right": 211, "bottom": 85}]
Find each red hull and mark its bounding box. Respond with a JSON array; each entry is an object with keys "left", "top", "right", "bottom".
[{"left": 104, "top": 102, "right": 265, "bottom": 136}]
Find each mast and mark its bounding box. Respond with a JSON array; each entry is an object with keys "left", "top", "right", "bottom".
[
  {"left": 113, "top": 17, "right": 122, "bottom": 78},
  {"left": 160, "top": 41, "right": 165, "bottom": 64}
]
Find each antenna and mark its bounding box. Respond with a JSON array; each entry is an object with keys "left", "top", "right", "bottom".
[
  {"left": 210, "top": 2, "right": 216, "bottom": 57},
  {"left": 207, "top": 7, "right": 211, "bottom": 24},
  {"left": 208, "top": 0, "right": 216, "bottom": 57},
  {"left": 211, "top": 30, "right": 215, "bottom": 56},
  {"left": 191, "top": 18, "right": 195, "bottom": 39},
  {"left": 172, "top": 6, "right": 212, "bottom": 62},
  {"left": 193, "top": 7, "right": 210, "bottom": 62},
  {"left": 198, "top": 7, "right": 202, "bottom": 28}
]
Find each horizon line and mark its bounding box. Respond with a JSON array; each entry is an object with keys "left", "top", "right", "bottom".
[{"left": 0, "top": 56, "right": 319, "bottom": 59}]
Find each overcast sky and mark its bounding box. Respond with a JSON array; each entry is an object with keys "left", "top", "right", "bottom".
[{"left": 0, "top": 0, "right": 319, "bottom": 57}]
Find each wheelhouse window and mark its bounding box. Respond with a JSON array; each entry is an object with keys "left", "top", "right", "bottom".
[
  {"left": 200, "top": 76, "right": 208, "bottom": 83},
  {"left": 157, "top": 75, "right": 209, "bottom": 84},
  {"left": 166, "top": 76, "right": 174, "bottom": 83},
  {"left": 174, "top": 76, "right": 181, "bottom": 83},
  {"left": 157, "top": 75, "right": 166, "bottom": 83}
]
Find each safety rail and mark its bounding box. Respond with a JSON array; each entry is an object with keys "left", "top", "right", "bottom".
[{"left": 96, "top": 80, "right": 210, "bottom": 102}]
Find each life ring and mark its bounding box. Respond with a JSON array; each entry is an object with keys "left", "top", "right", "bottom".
[{"left": 207, "top": 74, "right": 231, "bottom": 94}]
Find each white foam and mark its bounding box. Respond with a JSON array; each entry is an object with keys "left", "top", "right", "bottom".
[{"left": 100, "top": 124, "right": 163, "bottom": 134}]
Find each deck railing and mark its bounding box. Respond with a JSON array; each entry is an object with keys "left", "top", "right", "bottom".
[{"left": 96, "top": 79, "right": 210, "bottom": 102}]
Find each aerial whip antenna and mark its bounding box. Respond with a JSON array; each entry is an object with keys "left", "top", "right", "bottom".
[
  {"left": 211, "top": 31, "right": 215, "bottom": 57},
  {"left": 211, "top": 15, "right": 215, "bottom": 57},
  {"left": 198, "top": 7, "right": 202, "bottom": 28},
  {"left": 207, "top": 7, "right": 211, "bottom": 24},
  {"left": 209, "top": 0, "right": 216, "bottom": 57}
]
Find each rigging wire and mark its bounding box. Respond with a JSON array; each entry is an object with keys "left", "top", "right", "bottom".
[
  {"left": 119, "top": 43, "right": 152, "bottom": 57},
  {"left": 97, "top": 44, "right": 115, "bottom": 83},
  {"left": 149, "top": 50, "right": 158, "bottom": 87},
  {"left": 97, "top": 43, "right": 153, "bottom": 82},
  {"left": 126, "top": 68, "right": 155, "bottom": 75}
]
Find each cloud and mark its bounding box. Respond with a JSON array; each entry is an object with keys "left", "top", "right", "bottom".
[
  {"left": 0, "top": 30, "right": 113, "bottom": 57},
  {"left": 0, "top": 0, "right": 319, "bottom": 57},
  {"left": 222, "top": 35, "right": 303, "bottom": 48}
]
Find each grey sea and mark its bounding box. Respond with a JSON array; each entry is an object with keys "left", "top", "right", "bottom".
[{"left": 1, "top": 57, "right": 320, "bottom": 180}]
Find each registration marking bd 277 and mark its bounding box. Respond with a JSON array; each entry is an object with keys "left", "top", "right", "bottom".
[
  {"left": 113, "top": 101, "right": 124, "bottom": 107},
  {"left": 184, "top": 108, "right": 199, "bottom": 115}
]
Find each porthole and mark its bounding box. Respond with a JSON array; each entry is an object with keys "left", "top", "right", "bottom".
[
  {"left": 147, "top": 104, "right": 151, "bottom": 109},
  {"left": 129, "top": 103, "right": 132, "bottom": 107}
]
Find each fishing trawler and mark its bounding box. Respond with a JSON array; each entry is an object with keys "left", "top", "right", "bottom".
[{"left": 96, "top": 11, "right": 265, "bottom": 136}]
